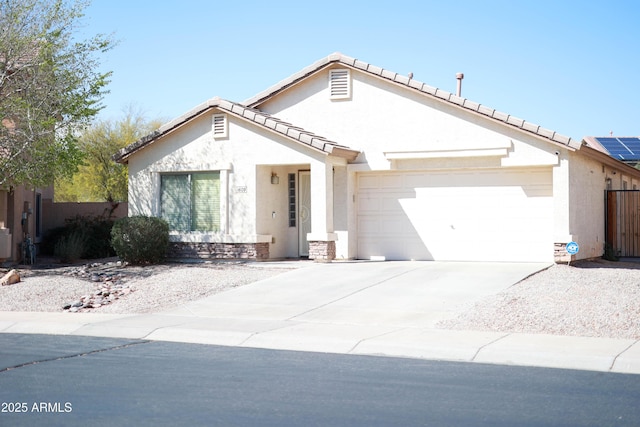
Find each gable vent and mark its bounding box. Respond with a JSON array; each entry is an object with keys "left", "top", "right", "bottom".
[
  {"left": 329, "top": 69, "right": 351, "bottom": 99},
  {"left": 212, "top": 113, "right": 228, "bottom": 138}
]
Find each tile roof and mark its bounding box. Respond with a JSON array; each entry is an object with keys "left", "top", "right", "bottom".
[
  {"left": 581, "top": 136, "right": 609, "bottom": 154},
  {"left": 113, "top": 98, "right": 359, "bottom": 163},
  {"left": 244, "top": 52, "right": 581, "bottom": 150},
  {"left": 116, "top": 52, "right": 582, "bottom": 163},
  {"left": 582, "top": 136, "right": 640, "bottom": 165}
]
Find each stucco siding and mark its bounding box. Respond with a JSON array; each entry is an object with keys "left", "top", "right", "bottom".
[
  {"left": 127, "top": 111, "right": 326, "bottom": 247},
  {"left": 566, "top": 152, "right": 606, "bottom": 259},
  {"left": 333, "top": 165, "right": 349, "bottom": 259},
  {"left": 260, "top": 67, "right": 564, "bottom": 173},
  {"left": 563, "top": 152, "right": 640, "bottom": 261}
]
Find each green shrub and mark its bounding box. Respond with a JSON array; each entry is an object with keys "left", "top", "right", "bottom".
[
  {"left": 41, "top": 226, "right": 67, "bottom": 255},
  {"left": 54, "top": 230, "right": 87, "bottom": 263},
  {"left": 65, "top": 214, "right": 115, "bottom": 259},
  {"left": 603, "top": 243, "right": 619, "bottom": 262},
  {"left": 110, "top": 216, "right": 169, "bottom": 265},
  {"left": 42, "top": 214, "right": 116, "bottom": 259}
]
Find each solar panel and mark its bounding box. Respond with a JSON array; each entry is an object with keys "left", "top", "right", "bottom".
[
  {"left": 598, "top": 137, "right": 620, "bottom": 143},
  {"left": 594, "top": 137, "right": 640, "bottom": 161},
  {"left": 619, "top": 138, "right": 640, "bottom": 153}
]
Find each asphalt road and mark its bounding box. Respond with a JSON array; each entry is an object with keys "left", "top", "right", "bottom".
[{"left": 0, "top": 334, "right": 639, "bottom": 426}]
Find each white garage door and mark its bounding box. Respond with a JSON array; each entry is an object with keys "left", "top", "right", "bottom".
[{"left": 357, "top": 168, "right": 554, "bottom": 262}]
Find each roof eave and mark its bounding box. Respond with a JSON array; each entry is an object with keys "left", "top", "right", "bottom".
[
  {"left": 114, "top": 97, "right": 360, "bottom": 163},
  {"left": 326, "top": 146, "right": 360, "bottom": 161},
  {"left": 243, "top": 54, "right": 344, "bottom": 108},
  {"left": 113, "top": 100, "right": 219, "bottom": 163},
  {"left": 228, "top": 105, "right": 360, "bottom": 159},
  {"left": 363, "top": 68, "right": 580, "bottom": 150},
  {"left": 579, "top": 145, "right": 640, "bottom": 178},
  {"left": 244, "top": 52, "right": 578, "bottom": 150}
]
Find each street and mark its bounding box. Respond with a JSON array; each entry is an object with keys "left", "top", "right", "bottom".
[{"left": 0, "top": 334, "right": 639, "bottom": 426}]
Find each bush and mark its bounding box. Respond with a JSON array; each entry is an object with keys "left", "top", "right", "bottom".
[
  {"left": 42, "top": 214, "right": 116, "bottom": 260},
  {"left": 603, "top": 243, "right": 619, "bottom": 262},
  {"left": 54, "top": 230, "right": 87, "bottom": 263},
  {"left": 110, "top": 216, "right": 169, "bottom": 265}
]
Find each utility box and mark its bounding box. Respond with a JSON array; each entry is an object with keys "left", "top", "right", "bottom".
[{"left": 0, "top": 228, "right": 12, "bottom": 260}]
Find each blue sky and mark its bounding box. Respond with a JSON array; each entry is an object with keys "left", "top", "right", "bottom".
[{"left": 80, "top": 0, "right": 639, "bottom": 141}]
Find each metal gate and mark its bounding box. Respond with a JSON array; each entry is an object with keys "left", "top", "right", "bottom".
[{"left": 606, "top": 190, "right": 640, "bottom": 257}]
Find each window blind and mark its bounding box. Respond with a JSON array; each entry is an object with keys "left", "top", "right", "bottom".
[
  {"left": 191, "top": 172, "right": 220, "bottom": 232},
  {"left": 161, "top": 175, "right": 190, "bottom": 231},
  {"left": 161, "top": 172, "right": 220, "bottom": 232}
]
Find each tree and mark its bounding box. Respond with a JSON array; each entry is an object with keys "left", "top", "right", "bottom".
[
  {"left": 0, "top": 0, "right": 114, "bottom": 189},
  {"left": 56, "top": 108, "right": 163, "bottom": 202}
]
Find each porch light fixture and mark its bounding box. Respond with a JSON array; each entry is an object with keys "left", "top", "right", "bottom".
[{"left": 271, "top": 173, "right": 279, "bottom": 185}]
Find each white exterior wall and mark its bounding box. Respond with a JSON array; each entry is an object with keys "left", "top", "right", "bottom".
[
  {"left": 260, "top": 66, "right": 566, "bottom": 260},
  {"left": 566, "top": 152, "right": 607, "bottom": 260},
  {"left": 127, "top": 111, "right": 328, "bottom": 257},
  {"left": 552, "top": 154, "right": 571, "bottom": 247},
  {"left": 333, "top": 164, "right": 349, "bottom": 259},
  {"left": 260, "top": 67, "right": 559, "bottom": 168}
]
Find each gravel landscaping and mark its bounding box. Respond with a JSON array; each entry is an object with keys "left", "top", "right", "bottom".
[
  {"left": 438, "top": 258, "right": 640, "bottom": 339},
  {"left": 0, "top": 258, "right": 297, "bottom": 314}
]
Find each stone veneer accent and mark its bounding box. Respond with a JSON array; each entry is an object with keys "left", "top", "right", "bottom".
[
  {"left": 554, "top": 242, "right": 575, "bottom": 263},
  {"left": 308, "top": 240, "right": 336, "bottom": 261},
  {"left": 168, "top": 242, "right": 269, "bottom": 260}
]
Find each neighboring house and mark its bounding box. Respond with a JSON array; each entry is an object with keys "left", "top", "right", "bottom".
[
  {"left": 583, "top": 136, "right": 640, "bottom": 170},
  {"left": 0, "top": 187, "right": 128, "bottom": 263},
  {"left": 0, "top": 45, "right": 50, "bottom": 263},
  {"left": 114, "top": 53, "right": 640, "bottom": 263},
  {"left": 0, "top": 185, "right": 51, "bottom": 262},
  {"left": 582, "top": 136, "right": 640, "bottom": 258}
]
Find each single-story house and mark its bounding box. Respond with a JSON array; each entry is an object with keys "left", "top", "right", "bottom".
[{"left": 114, "top": 52, "right": 640, "bottom": 263}]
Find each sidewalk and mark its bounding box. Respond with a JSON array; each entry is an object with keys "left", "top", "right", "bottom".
[{"left": 1, "top": 261, "right": 639, "bottom": 375}]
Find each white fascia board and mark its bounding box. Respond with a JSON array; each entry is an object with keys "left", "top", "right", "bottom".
[{"left": 384, "top": 148, "right": 509, "bottom": 160}]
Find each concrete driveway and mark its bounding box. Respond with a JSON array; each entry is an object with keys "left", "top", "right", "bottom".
[
  {"left": 166, "top": 261, "right": 549, "bottom": 328},
  {"left": 150, "top": 261, "right": 551, "bottom": 354}
]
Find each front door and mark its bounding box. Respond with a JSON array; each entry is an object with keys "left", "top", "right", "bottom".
[{"left": 298, "top": 171, "right": 311, "bottom": 257}]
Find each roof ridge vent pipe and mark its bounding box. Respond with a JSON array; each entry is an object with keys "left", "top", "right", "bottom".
[{"left": 456, "top": 72, "right": 464, "bottom": 97}]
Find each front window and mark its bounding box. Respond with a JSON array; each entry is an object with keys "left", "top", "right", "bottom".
[{"left": 160, "top": 172, "right": 220, "bottom": 232}]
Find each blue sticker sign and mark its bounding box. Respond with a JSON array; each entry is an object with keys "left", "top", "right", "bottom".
[{"left": 566, "top": 241, "right": 579, "bottom": 255}]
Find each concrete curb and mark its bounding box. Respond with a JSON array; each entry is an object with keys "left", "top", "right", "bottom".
[{"left": 1, "top": 311, "right": 638, "bottom": 375}]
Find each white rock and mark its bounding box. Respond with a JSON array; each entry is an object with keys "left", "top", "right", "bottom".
[{"left": 0, "top": 269, "right": 20, "bottom": 286}]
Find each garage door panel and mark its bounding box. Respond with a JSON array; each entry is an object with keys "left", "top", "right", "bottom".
[
  {"left": 359, "top": 194, "right": 413, "bottom": 214},
  {"left": 358, "top": 174, "right": 379, "bottom": 189},
  {"left": 358, "top": 196, "right": 380, "bottom": 213},
  {"left": 379, "top": 174, "right": 405, "bottom": 188},
  {"left": 359, "top": 213, "right": 415, "bottom": 235},
  {"left": 357, "top": 169, "right": 553, "bottom": 262},
  {"left": 358, "top": 236, "right": 429, "bottom": 261},
  {"left": 358, "top": 218, "right": 380, "bottom": 234}
]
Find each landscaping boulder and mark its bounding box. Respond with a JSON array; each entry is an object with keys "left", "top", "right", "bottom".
[{"left": 0, "top": 269, "right": 20, "bottom": 286}]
